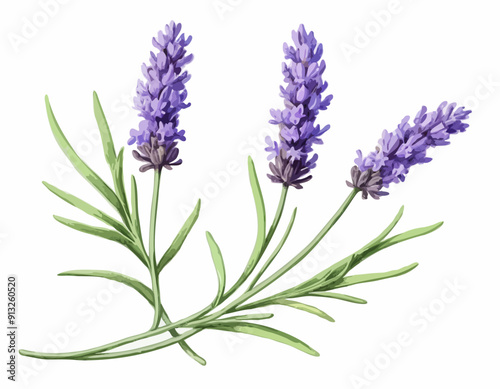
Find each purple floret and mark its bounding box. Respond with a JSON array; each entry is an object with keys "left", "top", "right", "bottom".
[
  {"left": 128, "top": 21, "right": 193, "bottom": 171},
  {"left": 349, "top": 102, "right": 471, "bottom": 198},
  {"left": 266, "top": 24, "right": 333, "bottom": 189}
]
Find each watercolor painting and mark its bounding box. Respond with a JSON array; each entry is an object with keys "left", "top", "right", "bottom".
[
  {"left": 19, "top": 22, "right": 470, "bottom": 363},
  {"left": 2, "top": 2, "right": 498, "bottom": 387}
]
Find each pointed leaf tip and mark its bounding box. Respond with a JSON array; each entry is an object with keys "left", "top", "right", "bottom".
[{"left": 206, "top": 231, "right": 226, "bottom": 307}]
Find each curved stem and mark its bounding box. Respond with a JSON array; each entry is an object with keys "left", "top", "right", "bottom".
[
  {"left": 148, "top": 168, "right": 162, "bottom": 330},
  {"left": 76, "top": 329, "right": 203, "bottom": 360},
  {"left": 19, "top": 309, "right": 203, "bottom": 360},
  {"left": 20, "top": 189, "right": 358, "bottom": 361},
  {"left": 176, "top": 189, "right": 360, "bottom": 327},
  {"left": 263, "top": 185, "right": 288, "bottom": 251},
  {"left": 21, "top": 328, "right": 203, "bottom": 361},
  {"left": 226, "top": 188, "right": 359, "bottom": 311},
  {"left": 246, "top": 206, "right": 296, "bottom": 291},
  {"left": 221, "top": 185, "right": 288, "bottom": 302}
]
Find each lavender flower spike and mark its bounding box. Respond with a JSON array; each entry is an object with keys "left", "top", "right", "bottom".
[
  {"left": 348, "top": 101, "right": 471, "bottom": 199},
  {"left": 265, "top": 24, "right": 333, "bottom": 189},
  {"left": 128, "top": 21, "right": 193, "bottom": 172}
]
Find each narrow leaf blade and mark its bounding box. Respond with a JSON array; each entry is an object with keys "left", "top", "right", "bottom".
[
  {"left": 308, "top": 292, "right": 367, "bottom": 304},
  {"left": 206, "top": 322, "right": 319, "bottom": 356},
  {"left": 53, "top": 215, "right": 144, "bottom": 264},
  {"left": 358, "top": 206, "right": 405, "bottom": 253},
  {"left": 248, "top": 156, "right": 266, "bottom": 259},
  {"left": 45, "top": 96, "right": 122, "bottom": 213},
  {"left": 247, "top": 207, "right": 297, "bottom": 290},
  {"left": 373, "top": 222, "right": 444, "bottom": 253},
  {"left": 158, "top": 199, "right": 201, "bottom": 272},
  {"left": 130, "top": 175, "right": 142, "bottom": 235},
  {"left": 224, "top": 157, "right": 267, "bottom": 297},
  {"left": 273, "top": 299, "right": 335, "bottom": 322},
  {"left": 58, "top": 269, "right": 206, "bottom": 365},
  {"left": 93, "top": 91, "right": 116, "bottom": 167},
  {"left": 194, "top": 313, "right": 274, "bottom": 327},
  {"left": 206, "top": 231, "right": 226, "bottom": 307},
  {"left": 59, "top": 269, "right": 153, "bottom": 301},
  {"left": 43, "top": 181, "right": 131, "bottom": 238},
  {"left": 113, "top": 147, "right": 129, "bottom": 212},
  {"left": 335, "top": 263, "right": 419, "bottom": 289}
]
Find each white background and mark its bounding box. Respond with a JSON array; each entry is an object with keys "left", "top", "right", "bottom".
[{"left": 1, "top": 0, "right": 499, "bottom": 388}]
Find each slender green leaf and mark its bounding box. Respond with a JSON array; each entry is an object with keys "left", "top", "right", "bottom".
[
  {"left": 58, "top": 269, "right": 206, "bottom": 365},
  {"left": 294, "top": 253, "right": 356, "bottom": 294},
  {"left": 157, "top": 199, "right": 201, "bottom": 273},
  {"left": 290, "top": 217, "right": 440, "bottom": 296},
  {"left": 45, "top": 96, "right": 123, "bottom": 214},
  {"left": 92, "top": 91, "right": 116, "bottom": 167},
  {"left": 93, "top": 93, "right": 131, "bottom": 227},
  {"left": 216, "top": 313, "right": 274, "bottom": 322},
  {"left": 54, "top": 215, "right": 130, "bottom": 245},
  {"left": 205, "top": 322, "right": 319, "bottom": 356},
  {"left": 223, "top": 157, "right": 266, "bottom": 298},
  {"left": 272, "top": 299, "right": 335, "bottom": 322},
  {"left": 53, "top": 215, "right": 145, "bottom": 265},
  {"left": 42, "top": 181, "right": 131, "bottom": 239},
  {"left": 334, "top": 263, "right": 419, "bottom": 289},
  {"left": 59, "top": 269, "right": 153, "bottom": 300},
  {"left": 368, "top": 222, "right": 444, "bottom": 255},
  {"left": 248, "top": 207, "right": 297, "bottom": 290},
  {"left": 328, "top": 222, "right": 441, "bottom": 283},
  {"left": 113, "top": 147, "right": 129, "bottom": 213},
  {"left": 292, "top": 207, "right": 406, "bottom": 294},
  {"left": 307, "top": 292, "right": 367, "bottom": 304},
  {"left": 192, "top": 313, "right": 274, "bottom": 327},
  {"left": 247, "top": 156, "right": 266, "bottom": 260},
  {"left": 323, "top": 252, "right": 357, "bottom": 282},
  {"left": 130, "top": 175, "right": 142, "bottom": 235},
  {"left": 263, "top": 185, "right": 288, "bottom": 250},
  {"left": 358, "top": 206, "right": 405, "bottom": 253},
  {"left": 206, "top": 231, "right": 226, "bottom": 307}
]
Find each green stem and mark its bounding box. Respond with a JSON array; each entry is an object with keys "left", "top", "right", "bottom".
[
  {"left": 19, "top": 189, "right": 359, "bottom": 361},
  {"left": 226, "top": 188, "right": 359, "bottom": 311},
  {"left": 149, "top": 168, "right": 162, "bottom": 330},
  {"left": 217, "top": 185, "right": 288, "bottom": 304},
  {"left": 175, "top": 189, "right": 360, "bottom": 327},
  {"left": 21, "top": 328, "right": 203, "bottom": 361},
  {"left": 246, "top": 206, "right": 296, "bottom": 291},
  {"left": 19, "top": 309, "right": 206, "bottom": 360},
  {"left": 264, "top": 185, "right": 288, "bottom": 251},
  {"left": 146, "top": 169, "right": 204, "bottom": 362},
  {"left": 75, "top": 329, "right": 203, "bottom": 360}
]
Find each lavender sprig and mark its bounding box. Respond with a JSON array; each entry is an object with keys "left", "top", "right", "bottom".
[
  {"left": 265, "top": 24, "right": 333, "bottom": 189},
  {"left": 348, "top": 102, "right": 471, "bottom": 199},
  {"left": 129, "top": 21, "right": 193, "bottom": 172},
  {"left": 22, "top": 22, "right": 474, "bottom": 364}
]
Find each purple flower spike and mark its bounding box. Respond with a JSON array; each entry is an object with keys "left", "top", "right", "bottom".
[
  {"left": 128, "top": 21, "right": 193, "bottom": 171},
  {"left": 348, "top": 102, "right": 471, "bottom": 199},
  {"left": 266, "top": 24, "right": 333, "bottom": 189}
]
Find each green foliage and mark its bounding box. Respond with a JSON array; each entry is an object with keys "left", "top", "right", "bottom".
[
  {"left": 206, "top": 231, "right": 226, "bottom": 308},
  {"left": 20, "top": 94, "right": 446, "bottom": 363}
]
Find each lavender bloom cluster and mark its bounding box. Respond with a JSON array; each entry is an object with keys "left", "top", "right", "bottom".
[
  {"left": 265, "top": 24, "right": 333, "bottom": 189},
  {"left": 128, "top": 21, "right": 193, "bottom": 172},
  {"left": 348, "top": 102, "right": 471, "bottom": 199}
]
